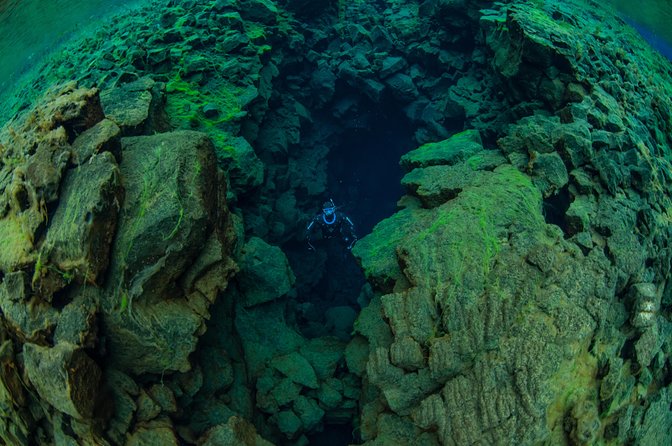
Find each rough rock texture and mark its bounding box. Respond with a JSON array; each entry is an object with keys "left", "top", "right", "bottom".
[
  {"left": 23, "top": 342, "right": 102, "bottom": 419},
  {"left": 2, "top": 0, "right": 672, "bottom": 444},
  {"left": 347, "top": 0, "right": 672, "bottom": 444},
  {"left": 0, "top": 80, "right": 238, "bottom": 444},
  {"left": 237, "top": 236, "right": 295, "bottom": 307},
  {"left": 100, "top": 130, "right": 229, "bottom": 375}
]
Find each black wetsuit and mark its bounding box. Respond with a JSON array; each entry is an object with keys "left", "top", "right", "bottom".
[{"left": 305, "top": 211, "right": 357, "bottom": 250}]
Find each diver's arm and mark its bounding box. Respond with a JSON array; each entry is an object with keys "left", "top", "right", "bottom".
[
  {"left": 343, "top": 216, "right": 358, "bottom": 250},
  {"left": 305, "top": 218, "right": 317, "bottom": 250}
]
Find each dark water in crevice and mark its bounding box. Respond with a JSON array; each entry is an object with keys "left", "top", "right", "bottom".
[
  {"left": 283, "top": 93, "right": 416, "bottom": 340},
  {"left": 285, "top": 97, "right": 415, "bottom": 339},
  {"left": 305, "top": 422, "right": 358, "bottom": 446},
  {"left": 326, "top": 98, "right": 416, "bottom": 236}
]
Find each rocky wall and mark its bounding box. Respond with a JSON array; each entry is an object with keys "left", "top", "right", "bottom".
[
  {"left": 1, "top": 0, "right": 672, "bottom": 445},
  {"left": 349, "top": 1, "right": 672, "bottom": 445}
]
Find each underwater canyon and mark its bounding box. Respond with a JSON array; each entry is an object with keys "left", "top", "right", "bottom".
[{"left": 0, "top": 0, "right": 672, "bottom": 445}]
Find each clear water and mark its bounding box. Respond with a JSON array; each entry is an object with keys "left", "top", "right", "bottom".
[
  {"left": 0, "top": 0, "right": 671, "bottom": 102},
  {"left": 0, "top": 0, "right": 144, "bottom": 96}
]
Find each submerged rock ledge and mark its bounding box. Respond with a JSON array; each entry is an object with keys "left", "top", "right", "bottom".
[{"left": 0, "top": 0, "right": 671, "bottom": 445}]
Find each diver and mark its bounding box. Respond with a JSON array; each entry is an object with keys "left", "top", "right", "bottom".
[{"left": 305, "top": 199, "right": 357, "bottom": 251}]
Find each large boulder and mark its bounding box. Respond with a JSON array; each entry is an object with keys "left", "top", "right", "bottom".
[
  {"left": 100, "top": 130, "right": 234, "bottom": 374},
  {"left": 353, "top": 161, "right": 608, "bottom": 444},
  {"left": 237, "top": 236, "right": 295, "bottom": 307},
  {"left": 23, "top": 342, "right": 102, "bottom": 420}
]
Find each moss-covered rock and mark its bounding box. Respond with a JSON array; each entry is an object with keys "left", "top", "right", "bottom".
[
  {"left": 37, "top": 151, "right": 122, "bottom": 294},
  {"left": 400, "top": 129, "right": 483, "bottom": 170},
  {"left": 237, "top": 236, "right": 295, "bottom": 307},
  {"left": 100, "top": 130, "right": 230, "bottom": 375},
  {"left": 23, "top": 342, "right": 102, "bottom": 420}
]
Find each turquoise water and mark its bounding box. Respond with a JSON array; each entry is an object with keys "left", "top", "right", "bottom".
[
  {"left": 1, "top": 0, "right": 671, "bottom": 99},
  {"left": 0, "top": 0, "right": 670, "bottom": 103},
  {"left": 0, "top": 0, "right": 143, "bottom": 96}
]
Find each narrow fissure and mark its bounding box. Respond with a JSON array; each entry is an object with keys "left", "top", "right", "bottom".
[{"left": 284, "top": 95, "right": 415, "bottom": 342}]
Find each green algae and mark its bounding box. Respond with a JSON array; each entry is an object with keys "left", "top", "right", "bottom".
[
  {"left": 409, "top": 165, "right": 542, "bottom": 292},
  {"left": 0, "top": 216, "right": 34, "bottom": 272},
  {"left": 165, "top": 76, "right": 246, "bottom": 128},
  {"left": 356, "top": 164, "right": 545, "bottom": 298}
]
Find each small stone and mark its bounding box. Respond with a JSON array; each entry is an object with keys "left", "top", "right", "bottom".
[
  {"left": 276, "top": 410, "right": 302, "bottom": 438},
  {"left": 271, "top": 351, "right": 319, "bottom": 389},
  {"left": 202, "top": 103, "right": 220, "bottom": 119}
]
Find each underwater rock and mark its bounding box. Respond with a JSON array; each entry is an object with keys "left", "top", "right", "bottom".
[
  {"left": 401, "top": 163, "right": 489, "bottom": 208},
  {"left": 235, "top": 299, "right": 304, "bottom": 378},
  {"left": 552, "top": 120, "right": 592, "bottom": 169},
  {"left": 100, "top": 77, "right": 164, "bottom": 136},
  {"left": 271, "top": 351, "right": 319, "bottom": 389},
  {"left": 528, "top": 151, "right": 569, "bottom": 197},
  {"left": 216, "top": 135, "right": 264, "bottom": 194},
  {"left": 635, "top": 325, "right": 662, "bottom": 368},
  {"left": 0, "top": 84, "right": 107, "bottom": 274},
  {"left": 53, "top": 288, "right": 98, "bottom": 348},
  {"left": 105, "top": 369, "right": 140, "bottom": 445},
  {"left": 0, "top": 340, "right": 30, "bottom": 445},
  {"left": 385, "top": 73, "right": 419, "bottom": 103},
  {"left": 71, "top": 118, "right": 121, "bottom": 165},
  {"left": 293, "top": 395, "right": 324, "bottom": 431},
  {"left": 100, "top": 130, "right": 230, "bottom": 375},
  {"left": 354, "top": 156, "right": 614, "bottom": 443},
  {"left": 38, "top": 151, "right": 122, "bottom": 293},
  {"left": 630, "top": 387, "right": 672, "bottom": 445},
  {"left": 126, "top": 419, "right": 179, "bottom": 446},
  {"left": 390, "top": 335, "right": 425, "bottom": 371},
  {"left": 23, "top": 342, "right": 102, "bottom": 420},
  {"left": 400, "top": 129, "right": 483, "bottom": 169},
  {"left": 26, "top": 82, "right": 105, "bottom": 141},
  {"left": 197, "top": 416, "right": 274, "bottom": 446},
  {"left": 136, "top": 389, "right": 162, "bottom": 423},
  {"left": 238, "top": 0, "right": 278, "bottom": 24},
  {"left": 629, "top": 283, "right": 660, "bottom": 328},
  {"left": 2, "top": 0, "right": 672, "bottom": 443},
  {"left": 237, "top": 236, "right": 295, "bottom": 307},
  {"left": 0, "top": 272, "right": 58, "bottom": 342},
  {"left": 277, "top": 411, "right": 303, "bottom": 440}
]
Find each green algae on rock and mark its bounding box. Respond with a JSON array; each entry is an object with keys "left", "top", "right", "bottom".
[{"left": 2, "top": 0, "right": 672, "bottom": 444}]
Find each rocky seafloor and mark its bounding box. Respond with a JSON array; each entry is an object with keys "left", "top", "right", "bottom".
[{"left": 1, "top": 0, "right": 672, "bottom": 445}]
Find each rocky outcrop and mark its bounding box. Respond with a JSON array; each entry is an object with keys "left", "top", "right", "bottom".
[
  {"left": 0, "top": 77, "right": 239, "bottom": 444},
  {"left": 2, "top": 0, "right": 672, "bottom": 445},
  {"left": 347, "top": 0, "right": 672, "bottom": 444}
]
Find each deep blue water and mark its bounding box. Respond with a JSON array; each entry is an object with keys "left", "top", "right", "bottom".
[{"left": 627, "top": 19, "right": 672, "bottom": 61}]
